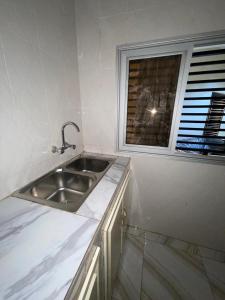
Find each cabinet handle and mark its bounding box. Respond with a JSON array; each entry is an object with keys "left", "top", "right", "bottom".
[{"left": 122, "top": 208, "right": 127, "bottom": 226}]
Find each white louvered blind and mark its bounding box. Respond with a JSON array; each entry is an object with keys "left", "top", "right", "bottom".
[{"left": 176, "top": 44, "right": 225, "bottom": 156}]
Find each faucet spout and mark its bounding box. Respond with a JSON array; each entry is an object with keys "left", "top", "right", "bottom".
[
  {"left": 61, "top": 121, "right": 80, "bottom": 148},
  {"left": 52, "top": 121, "right": 80, "bottom": 154}
]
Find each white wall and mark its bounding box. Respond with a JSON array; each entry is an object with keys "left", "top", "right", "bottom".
[
  {"left": 75, "top": 0, "right": 225, "bottom": 250},
  {"left": 0, "top": 0, "right": 83, "bottom": 199}
]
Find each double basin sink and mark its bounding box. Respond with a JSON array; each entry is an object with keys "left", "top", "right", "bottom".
[{"left": 14, "top": 155, "right": 114, "bottom": 212}]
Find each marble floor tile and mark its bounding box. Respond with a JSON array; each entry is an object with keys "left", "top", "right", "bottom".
[
  {"left": 126, "top": 225, "right": 145, "bottom": 239},
  {"left": 112, "top": 233, "right": 144, "bottom": 300},
  {"left": 200, "top": 247, "right": 225, "bottom": 263},
  {"left": 145, "top": 231, "right": 168, "bottom": 245},
  {"left": 145, "top": 232, "right": 201, "bottom": 258},
  {"left": 113, "top": 230, "right": 225, "bottom": 300},
  {"left": 202, "top": 258, "right": 225, "bottom": 300},
  {"left": 112, "top": 276, "right": 133, "bottom": 300},
  {"left": 141, "top": 290, "right": 151, "bottom": 300},
  {"left": 142, "top": 240, "right": 213, "bottom": 300},
  {"left": 166, "top": 238, "right": 200, "bottom": 256}
]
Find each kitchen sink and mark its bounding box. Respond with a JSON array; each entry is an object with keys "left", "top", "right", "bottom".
[
  {"left": 14, "top": 155, "right": 114, "bottom": 212},
  {"left": 66, "top": 157, "right": 110, "bottom": 173},
  {"left": 17, "top": 169, "right": 95, "bottom": 212},
  {"left": 20, "top": 169, "right": 94, "bottom": 198}
]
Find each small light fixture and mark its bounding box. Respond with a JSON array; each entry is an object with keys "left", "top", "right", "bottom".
[{"left": 147, "top": 108, "right": 157, "bottom": 115}]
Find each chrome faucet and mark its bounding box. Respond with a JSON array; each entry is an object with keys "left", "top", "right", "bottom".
[{"left": 52, "top": 121, "right": 80, "bottom": 154}]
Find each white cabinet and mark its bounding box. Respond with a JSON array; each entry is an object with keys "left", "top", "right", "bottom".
[
  {"left": 68, "top": 170, "right": 130, "bottom": 300},
  {"left": 102, "top": 171, "right": 130, "bottom": 299},
  {"left": 77, "top": 247, "right": 100, "bottom": 300}
]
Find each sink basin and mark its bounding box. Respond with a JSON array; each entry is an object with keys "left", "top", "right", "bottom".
[
  {"left": 18, "top": 169, "right": 95, "bottom": 212},
  {"left": 14, "top": 155, "right": 114, "bottom": 213},
  {"left": 47, "top": 188, "right": 86, "bottom": 212},
  {"left": 66, "top": 157, "right": 110, "bottom": 173}
]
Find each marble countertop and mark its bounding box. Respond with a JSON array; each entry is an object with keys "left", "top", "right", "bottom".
[
  {"left": 76, "top": 156, "right": 130, "bottom": 221},
  {"left": 0, "top": 154, "right": 130, "bottom": 300},
  {"left": 0, "top": 197, "right": 99, "bottom": 300}
]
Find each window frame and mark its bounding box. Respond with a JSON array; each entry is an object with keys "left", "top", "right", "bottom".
[{"left": 116, "top": 30, "right": 225, "bottom": 162}]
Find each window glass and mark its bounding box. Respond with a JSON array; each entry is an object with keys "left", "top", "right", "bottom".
[{"left": 126, "top": 55, "right": 182, "bottom": 147}]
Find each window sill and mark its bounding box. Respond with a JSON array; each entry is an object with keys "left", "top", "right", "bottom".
[{"left": 117, "top": 146, "right": 225, "bottom": 166}]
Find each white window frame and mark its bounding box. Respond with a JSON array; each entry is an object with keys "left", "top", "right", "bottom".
[{"left": 117, "top": 30, "right": 225, "bottom": 162}]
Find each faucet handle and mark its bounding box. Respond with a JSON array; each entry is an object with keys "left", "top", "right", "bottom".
[
  {"left": 69, "top": 144, "right": 76, "bottom": 150},
  {"left": 52, "top": 146, "right": 60, "bottom": 153},
  {"left": 64, "top": 142, "right": 76, "bottom": 150},
  {"left": 52, "top": 144, "right": 76, "bottom": 154}
]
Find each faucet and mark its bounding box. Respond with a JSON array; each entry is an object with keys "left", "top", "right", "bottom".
[{"left": 52, "top": 121, "right": 80, "bottom": 154}]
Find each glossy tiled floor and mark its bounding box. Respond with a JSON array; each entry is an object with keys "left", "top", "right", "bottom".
[{"left": 112, "top": 228, "right": 225, "bottom": 300}]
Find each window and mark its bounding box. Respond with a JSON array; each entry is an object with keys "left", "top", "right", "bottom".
[
  {"left": 176, "top": 44, "right": 225, "bottom": 156},
  {"left": 117, "top": 31, "right": 225, "bottom": 161},
  {"left": 126, "top": 54, "right": 182, "bottom": 148}
]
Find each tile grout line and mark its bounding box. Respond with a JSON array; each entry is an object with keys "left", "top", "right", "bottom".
[
  {"left": 139, "top": 231, "right": 146, "bottom": 300},
  {"left": 125, "top": 226, "right": 225, "bottom": 299},
  {"left": 126, "top": 225, "right": 225, "bottom": 262},
  {"left": 117, "top": 225, "right": 225, "bottom": 300}
]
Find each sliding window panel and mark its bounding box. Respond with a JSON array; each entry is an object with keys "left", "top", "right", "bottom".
[
  {"left": 126, "top": 55, "right": 181, "bottom": 147},
  {"left": 118, "top": 42, "right": 193, "bottom": 154}
]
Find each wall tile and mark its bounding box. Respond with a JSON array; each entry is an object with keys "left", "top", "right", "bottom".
[
  {"left": 0, "top": 0, "right": 37, "bottom": 47},
  {"left": 0, "top": 0, "right": 83, "bottom": 199},
  {"left": 99, "top": 0, "right": 128, "bottom": 18},
  {"left": 202, "top": 258, "right": 225, "bottom": 299},
  {"left": 74, "top": 0, "right": 225, "bottom": 252}
]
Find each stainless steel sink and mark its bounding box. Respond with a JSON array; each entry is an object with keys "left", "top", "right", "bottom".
[
  {"left": 66, "top": 157, "right": 110, "bottom": 173},
  {"left": 21, "top": 169, "right": 94, "bottom": 199},
  {"left": 14, "top": 155, "right": 114, "bottom": 213},
  {"left": 17, "top": 169, "right": 95, "bottom": 212}
]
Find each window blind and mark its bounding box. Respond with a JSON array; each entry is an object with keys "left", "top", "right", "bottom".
[{"left": 176, "top": 45, "right": 225, "bottom": 156}]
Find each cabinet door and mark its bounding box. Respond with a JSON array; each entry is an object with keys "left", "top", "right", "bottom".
[
  {"left": 78, "top": 247, "right": 100, "bottom": 300},
  {"left": 83, "top": 273, "right": 98, "bottom": 300},
  {"left": 103, "top": 171, "right": 130, "bottom": 299},
  {"left": 108, "top": 199, "right": 123, "bottom": 285}
]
